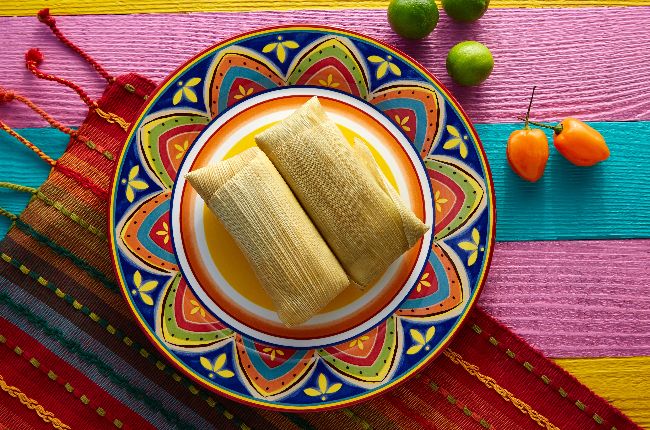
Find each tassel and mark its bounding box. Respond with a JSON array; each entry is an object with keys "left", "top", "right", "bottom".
[
  {"left": 23, "top": 49, "right": 130, "bottom": 132},
  {"left": 0, "top": 87, "right": 114, "bottom": 161},
  {"left": 25, "top": 48, "right": 45, "bottom": 65},
  {"left": 36, "top": 8, "right": 114, "bottom": 84}
]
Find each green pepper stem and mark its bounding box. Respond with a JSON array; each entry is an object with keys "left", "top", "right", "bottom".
[{"left": 516, "top": 116, "right": 563, "bottom": 134}]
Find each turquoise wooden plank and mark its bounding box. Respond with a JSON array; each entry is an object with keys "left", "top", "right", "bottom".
[
  {"left": 0, "top": 128, "right": 69, "bottom": 239},
  {"left": 475, "top": 121, "right": 650, "bottom": 241},
  {"left": 0, "top": 122, "right": 648, "bottom": 242}
]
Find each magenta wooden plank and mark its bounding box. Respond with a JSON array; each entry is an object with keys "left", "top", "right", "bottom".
[
  {"left": 1, "top": 7, "right": 650, "bottom": 128},
  {"left": 479, "top": 239, "right": 650, "bottom": 358}
]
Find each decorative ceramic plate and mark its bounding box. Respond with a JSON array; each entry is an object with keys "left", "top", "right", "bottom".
[{"left": 109, "top": 25, "right": 495, "bottom": 412}]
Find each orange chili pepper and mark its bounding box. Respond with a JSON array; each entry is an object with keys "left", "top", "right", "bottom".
[
  {"left": 518, "top": 117, "right": 609, "bottom": 167},
  {"left": 507, "top": 87, "right": 549, "bottom": 182}
]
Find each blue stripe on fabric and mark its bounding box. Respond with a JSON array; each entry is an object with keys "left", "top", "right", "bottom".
[
  {"left": 0, "top": 278, "right": 215, "bottom": 430},
  {"left": 2, "top": 121, "right": 650, "bottom": 242}
]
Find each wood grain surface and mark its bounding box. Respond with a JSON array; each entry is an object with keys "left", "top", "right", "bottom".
[
  {"left": 553, "top": 356, "right": 650, "bottom": 429},
  {"left": 2, "top": 0, "right": 648, "bottom": 16},
  {"left": 2, "top": 7, "right": 650, "bottom": 128}
]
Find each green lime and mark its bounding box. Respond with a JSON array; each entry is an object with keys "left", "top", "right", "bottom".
[
  {"left": 446, "top": 41, "right": 494, "bottom": 86},
  {"left": 441, "top": 0, "right": 490, "bottom": 22},
  {"left": 387, "top": 0, "right": 439, "bottom": 40}
]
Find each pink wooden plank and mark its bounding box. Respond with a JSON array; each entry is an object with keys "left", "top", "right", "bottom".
[
  {"left": 1, "top": 7, "right": 650, "bottom": 128},
  {"left": 480, "top": 239, "right": 650, "bottom": 358}
]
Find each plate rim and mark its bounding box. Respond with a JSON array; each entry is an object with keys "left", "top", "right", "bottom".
[{"left": 108, "top": 23, "right": 497, "bottom": 412}]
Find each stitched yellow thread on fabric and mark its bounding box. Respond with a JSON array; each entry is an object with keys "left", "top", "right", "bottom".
[
  {"left": 97, "top": 407, "right": 106, "bottom": 416},
  {"left": 343, "top": 408, "right": 373, "bottom": 430},
  {"left": 0, "top": 373, "right": 71, "bottom": 430},
  {"left": 48, "top": 371, "right": 57, "bottom": 381},
  {"left": 35, "top": 191, "right": 108, "bottom": 241},
  {"left": 64, "top": 383, "right": 74, "bottom": 393},
  {"left": 114, "top": 419, "right": 124, "bottom": 428},
  {"left": 14, "top": 346, "right": 23, "bottom": 355},
  {"left": 93, "top": 105, "right": 130, "bottom": 131},
  {"left": 30, "top": 358, "right": 40, "bottom": 367},
  {"left": 469, "top": 322, "right": 609, "bottom": 429},
  {"left": 0, "top": 182, "right": 108, "bottom": 241},
  {"left": 80, "top": 394, "right": 90, "bottom": 404},
  {"left": 443, "top": 348, "right": 561, "bottom": 430},
  {"left": 0, "top": 335, "right": 6, "bottom": 343}
]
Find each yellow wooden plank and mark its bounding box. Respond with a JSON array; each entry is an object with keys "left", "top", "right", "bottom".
[
  {"left": 553, "top": 356, "right": 650, "bottom": 430},
  {"left": 2, "top": 0, "right": 647, "bottom": 17}
]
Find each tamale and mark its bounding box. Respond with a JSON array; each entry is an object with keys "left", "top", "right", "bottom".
[
  {"left": 185, "top": 147, "right": 349, "bottom": 327},
  {"left": 255, "top": 97, "right": 429, "bottom": 290}
]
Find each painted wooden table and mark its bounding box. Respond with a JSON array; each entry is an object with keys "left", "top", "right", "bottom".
[{"left": 1, "top": 0, "right": 649, "bottom": 428}]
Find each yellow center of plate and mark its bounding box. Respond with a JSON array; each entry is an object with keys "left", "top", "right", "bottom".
[{"left": 202, "top": 121, "right": 398, "bottom": 313}]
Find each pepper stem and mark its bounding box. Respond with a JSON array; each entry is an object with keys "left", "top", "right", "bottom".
[
  {"left": 523, "top": 86, "right": 536, "bottom": 130},
  {"left": 516, "top": 117, "right": 563, "bottom": 134}
]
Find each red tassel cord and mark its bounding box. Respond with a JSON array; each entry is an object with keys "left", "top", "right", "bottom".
[
  {"left": 24, "top": 49, "right": 130, "bottom": 131},
  {"left": 36, "top": 8, "right": 114, "bottom": 84},
  {"left": 0, "top": 87, "right": 114, "bottom": 161}
]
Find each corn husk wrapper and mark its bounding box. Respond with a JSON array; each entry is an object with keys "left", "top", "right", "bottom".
[
  {"left": 255, "top": 97, "right": 430, "bottom": 289},
  {"left": 184, "top": 147, "right": 349, "bottom": 327}
]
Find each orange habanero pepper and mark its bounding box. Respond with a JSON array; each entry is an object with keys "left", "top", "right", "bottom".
[{"left": 522, "top": 117, "right": 610, "bottom": 166}]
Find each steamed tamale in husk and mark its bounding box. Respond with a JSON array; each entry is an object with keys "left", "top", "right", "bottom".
[
  {"left": 255, "top": 97, "right": 429, "bottom": 290},
  {"left": 184, "top": 147, "right": 349, "bottom": 327}
]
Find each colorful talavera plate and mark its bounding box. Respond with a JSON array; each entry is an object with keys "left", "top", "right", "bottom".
[{"left": 109, "top": 25, "right": 496, "bottom": 412}]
